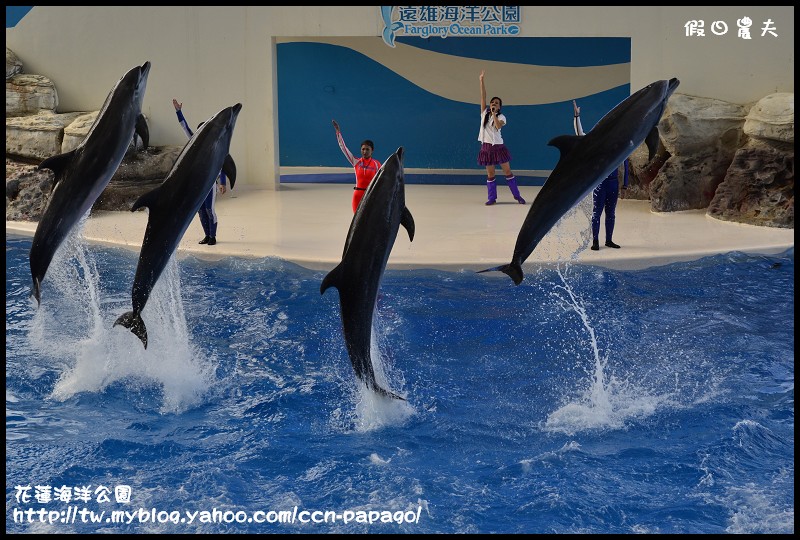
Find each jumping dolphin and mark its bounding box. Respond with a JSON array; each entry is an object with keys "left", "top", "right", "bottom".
[
  {"left": 321, "top": 147, "right": 415, "bottom": 400},
  {"left": 480, "top": 78, "right": 680, "bottom": 285},
  {"left": 114, "top": 103, "right": 242, "bottom": 348},
  {"left": 29, "top": 61, "right": 151, "bottom": 305}
]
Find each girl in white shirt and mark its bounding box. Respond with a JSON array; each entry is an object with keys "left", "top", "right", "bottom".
[{"left": 477, "top": 70, "right": 525, "bottom": 206}]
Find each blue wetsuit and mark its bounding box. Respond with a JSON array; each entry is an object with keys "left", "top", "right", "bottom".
[
  {"left": 591, "top": 163, "right": 628, "bottom": 243},
  {"left": 574, "top": 114, "right": 629, "bottom": 244},
  {"left": 175, "top": 109, "right": 227, "bottom": 239}
]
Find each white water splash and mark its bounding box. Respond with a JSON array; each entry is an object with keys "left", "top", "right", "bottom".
[
  {"left": 353, "top": 308, "right": 415, "bottom": 431},
  {"left": 328, "top": 305, "right": 415, "bottom": 433},
  {"left": 28, "top": 228, "right": 213, "bottom": 413},
  {"left": 352, "top": 383, "right": 415, "bottom": 433},
  {"left": 534, "top": 193, "right": 594, "bottom": 263},
  {"left": 543, "top": 265, "right": 667, "bottom": 435},
  {"left": 725, "top": 478, "right": 795, "bottom": 534},
  {"left": 520, "top": 441, "right": 582, "bottom": 473},
  {"left": 369, "top": 452, "right": 391, "bottom": 465}
]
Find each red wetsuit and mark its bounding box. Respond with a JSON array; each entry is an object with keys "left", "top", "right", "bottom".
[{"left": 336, "top": 130, "right": 381, "bottom": 212}]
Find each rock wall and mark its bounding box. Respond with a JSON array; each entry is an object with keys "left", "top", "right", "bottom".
[
  {"left": 706, "top": 93, "right": 794, "bottom": 228},
  {"left": 650, "top": 94, "right": 750, "bottom": 212},
  {"left": 5, "top": 47, "right": 179, "bottom": 221},
  {"left": 643, "top": 92, "right": 793, "bottom": 229},
  {"left": 5, "top": 158, "right": 53, "bottom": 222}
]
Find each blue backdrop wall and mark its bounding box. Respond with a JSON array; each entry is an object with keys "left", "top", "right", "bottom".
[{"left": 281, "top": 36, "right": 630, "bottom": 185}]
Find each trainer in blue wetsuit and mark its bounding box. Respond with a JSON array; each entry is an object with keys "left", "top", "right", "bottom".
[
  {"left": 172, "top": 98, "right": 227, "bottom": 246},
  {"left": 573, "top": 99, "right": 629, "bottom": 251}
]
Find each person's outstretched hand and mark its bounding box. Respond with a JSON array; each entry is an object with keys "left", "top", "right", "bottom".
[
  {"left": 332, "top": 120, "right": 340, "bottom": 132},
  {"left": 172, "top": 98, "right": 182, "bottom": 111},
  {"left": 573, "top": 99, "right": 580, "bottom": 117}
]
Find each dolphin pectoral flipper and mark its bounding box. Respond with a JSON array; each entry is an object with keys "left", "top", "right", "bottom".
[
  {"left": 135, "top": 113, "right": 149, "bottom": 149},
  {"left": 320, "top": 263, "right": 345, "bottom": 295},
  {"left": 222, "top": 154, "right": 236, "bottom": 189},
  {"left": 38, "top": 150, "right": 78, "bottom": 190},
  {"left": 114, "top": 310, "right": 148, "bottom": 349},
  {"left": 645, "top": 126, "right": 660, "bottom": 162},
  {"left": 401, "top": 207, "right": 415, "bottom": 241}
]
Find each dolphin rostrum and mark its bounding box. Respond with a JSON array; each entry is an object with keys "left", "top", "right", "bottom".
[
  {"left": 321, "top": 147, "right": 415, "bottom": 400},
  {"left": 29, "top": 61, "right": 151, "bottom": 304},
  {"left": 114, "top": 103, "right": 242, "bottom": 348},
  {"left": 480, "top": 78, "right": 680, "bottom": 285}
]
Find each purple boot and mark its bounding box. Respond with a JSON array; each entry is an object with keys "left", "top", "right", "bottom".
[
  {"left": 485, "top": 178, "right": 497, "bottom": 206},
  {"left": 506, "top": 176, "right": 525, "bottom": 204}
]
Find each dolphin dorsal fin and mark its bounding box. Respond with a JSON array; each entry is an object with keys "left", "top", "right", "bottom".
[
  {"left": 320, "top": 263, "right": 345, "bottom": 295},
  {"left": 130, "top": 186, "right": 162, "bottom": 213},
  {"left": 38, "top": 150, "right": 78, "bottom": 190},
  {"left": 401, "top": 207, "right": 415, "bottom": 242},
  {"left": 547, "top": 134, "right": 583, "bottom": 158}
]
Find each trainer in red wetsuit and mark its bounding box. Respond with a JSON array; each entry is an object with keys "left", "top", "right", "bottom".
[{"left": 332, "top": 120, "right": 381, "bottom": 213}]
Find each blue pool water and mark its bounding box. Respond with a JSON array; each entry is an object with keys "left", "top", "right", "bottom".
[{"left": 5, "top": 233, "right": 794, "bottom": 533}]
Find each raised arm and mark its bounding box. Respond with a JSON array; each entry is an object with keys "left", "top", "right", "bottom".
[
  {"left": 479, "top": 70, "right": 487, "bottom": 113},
  {"left": 332, "top": 119, "right": 357, "bottom": 167},
  {"left": 572, "top": 99, "right": 585, "bottom": 136},
  {"left": 173, "top": 98, "right": 193, "bottom": 139}
]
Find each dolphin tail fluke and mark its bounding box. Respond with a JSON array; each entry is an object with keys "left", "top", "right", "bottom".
[
  {"left": 114, "top": 311, "right": 148, "bottom": 349},
  {"left": 501, "top": 263, "right": 525, "bottom": 285},
  {"left": 370, "top": 380, "right": 407, "bottom": 401},
  {"left": 477, "top": 263, "right": 524, "bottom": 285},
  {"left": 135, "top": 113, "right": 149, "bottom": 150},
  {"left": 222, "top": 154, "right": 236, "bottom": 189},
  {"left": 645, "top": 126, "right": 660, "bottom": 162}
]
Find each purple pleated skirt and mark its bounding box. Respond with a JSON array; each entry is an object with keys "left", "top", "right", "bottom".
[{"left": 477, "top": 143, "right": 512, "bottom": 166}]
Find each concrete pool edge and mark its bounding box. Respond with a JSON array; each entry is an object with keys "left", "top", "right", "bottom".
[
  {"left": 5, "top": 184, "right": 795, "bottom": 273},
  {"left": 7, "top": 222, "right": 793, "bottom": 274}
]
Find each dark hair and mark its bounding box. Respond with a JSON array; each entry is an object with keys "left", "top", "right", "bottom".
[
  {"left": 361, "top": 140, "right": 374, "bottom": 150},
  {"left": 483, "top": 96, "right": 503, "bottom": 128}
]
